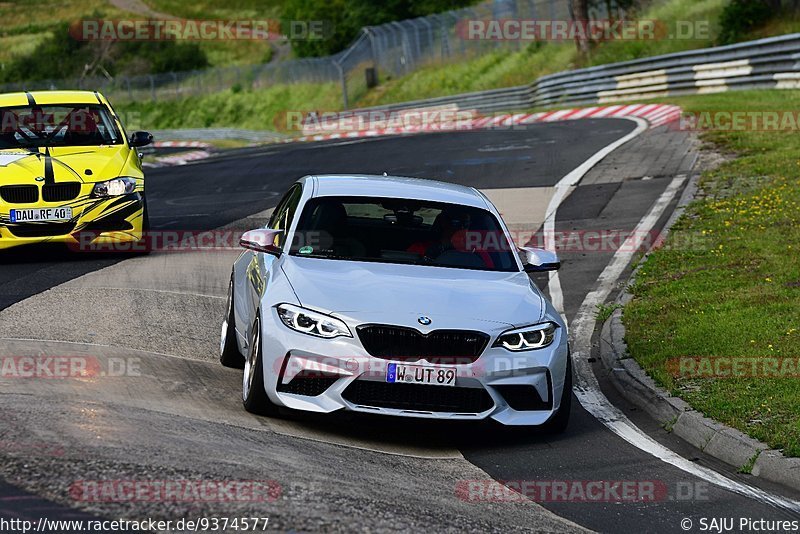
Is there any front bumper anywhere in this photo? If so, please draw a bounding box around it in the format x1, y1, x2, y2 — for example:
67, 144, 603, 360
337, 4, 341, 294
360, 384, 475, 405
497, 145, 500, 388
0, 192, 145, 251
258, 307, 570, 426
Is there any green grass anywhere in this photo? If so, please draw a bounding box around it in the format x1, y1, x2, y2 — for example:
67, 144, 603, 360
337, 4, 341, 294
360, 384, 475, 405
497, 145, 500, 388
358, 43, 576, 108
145, 0, 282, 19
0, 0, 279, 67
0, 0, 128, 63
623, 89, 800, 457
117, 82, 341, 131
586, 0, 727, 65
595, 303, 621, 326
143, 0, 282, 65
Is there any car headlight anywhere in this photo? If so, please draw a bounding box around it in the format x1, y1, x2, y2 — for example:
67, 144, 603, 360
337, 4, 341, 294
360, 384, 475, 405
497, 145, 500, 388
276, 304, 352, 339
493, 322, 558, 351
92, 177, 137, 197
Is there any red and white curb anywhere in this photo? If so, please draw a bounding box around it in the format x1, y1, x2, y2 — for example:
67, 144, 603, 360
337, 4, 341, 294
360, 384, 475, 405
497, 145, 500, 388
143, 149, 213, 168
284, 104, 682, 144
152, 141, 212, 149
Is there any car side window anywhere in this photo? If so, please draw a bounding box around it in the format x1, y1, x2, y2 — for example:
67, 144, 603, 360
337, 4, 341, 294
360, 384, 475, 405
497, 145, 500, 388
268, 184, 303, 247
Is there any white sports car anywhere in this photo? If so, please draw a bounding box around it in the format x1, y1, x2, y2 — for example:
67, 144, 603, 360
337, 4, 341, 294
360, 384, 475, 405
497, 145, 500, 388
221, 174, 571, 430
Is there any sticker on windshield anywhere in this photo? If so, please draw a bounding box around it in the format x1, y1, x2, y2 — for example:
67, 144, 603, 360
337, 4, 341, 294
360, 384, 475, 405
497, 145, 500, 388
299, 246, 314, 254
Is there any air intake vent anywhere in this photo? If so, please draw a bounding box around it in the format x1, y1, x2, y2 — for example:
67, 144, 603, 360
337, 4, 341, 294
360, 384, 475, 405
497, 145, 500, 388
342, 380, 494, 413
7, 222, 76, 238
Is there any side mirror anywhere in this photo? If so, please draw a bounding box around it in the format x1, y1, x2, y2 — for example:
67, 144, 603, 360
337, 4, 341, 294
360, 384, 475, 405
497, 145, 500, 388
520, 247, 560, 272
129, 131, 153, 147
240, 229, 283, 257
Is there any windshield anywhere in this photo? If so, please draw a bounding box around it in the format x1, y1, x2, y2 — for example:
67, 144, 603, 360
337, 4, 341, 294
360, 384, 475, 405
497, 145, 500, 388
289, 196, 519, 272
0, 104, 123, 148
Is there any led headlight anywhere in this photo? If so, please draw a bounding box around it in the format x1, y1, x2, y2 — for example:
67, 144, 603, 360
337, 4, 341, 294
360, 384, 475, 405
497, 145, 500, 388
92, 177, 137, 197
276, 304, 352, 339
494, 322, 558, 351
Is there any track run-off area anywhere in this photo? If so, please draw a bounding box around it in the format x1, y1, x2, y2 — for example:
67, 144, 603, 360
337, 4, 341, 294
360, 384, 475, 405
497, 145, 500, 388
1, 117, 799, 533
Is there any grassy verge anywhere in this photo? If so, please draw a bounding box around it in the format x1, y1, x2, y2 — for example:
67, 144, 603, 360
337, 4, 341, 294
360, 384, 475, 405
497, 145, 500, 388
0, 0, 277, 67
118, 82, 341, 131
0, 0, 128, 63
623, 89, 800, 457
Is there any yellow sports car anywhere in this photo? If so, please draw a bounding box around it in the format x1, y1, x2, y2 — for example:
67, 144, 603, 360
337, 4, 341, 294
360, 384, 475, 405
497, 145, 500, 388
0, 90, 152, 251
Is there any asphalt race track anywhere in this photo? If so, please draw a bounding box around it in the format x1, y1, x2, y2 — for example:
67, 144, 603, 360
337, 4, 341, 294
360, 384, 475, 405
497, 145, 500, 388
1, 118, 799, 532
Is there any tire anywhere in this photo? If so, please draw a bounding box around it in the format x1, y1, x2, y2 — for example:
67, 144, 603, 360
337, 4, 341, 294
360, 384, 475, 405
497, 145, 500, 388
220, 277, 244, 369
543, 352, 572, 434
242, 314, 280, 416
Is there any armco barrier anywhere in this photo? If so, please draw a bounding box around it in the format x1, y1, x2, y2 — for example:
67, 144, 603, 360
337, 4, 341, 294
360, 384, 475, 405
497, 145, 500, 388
534, 33, 800, 106
350, 33, 800, 115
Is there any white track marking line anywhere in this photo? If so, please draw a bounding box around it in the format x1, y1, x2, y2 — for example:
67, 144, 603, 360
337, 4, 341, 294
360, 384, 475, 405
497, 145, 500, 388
543, 117, 649, 315
567, 175, 800, 513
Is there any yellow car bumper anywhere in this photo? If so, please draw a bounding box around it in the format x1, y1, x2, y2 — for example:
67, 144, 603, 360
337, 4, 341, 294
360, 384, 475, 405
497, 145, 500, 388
0, 190, 146, 252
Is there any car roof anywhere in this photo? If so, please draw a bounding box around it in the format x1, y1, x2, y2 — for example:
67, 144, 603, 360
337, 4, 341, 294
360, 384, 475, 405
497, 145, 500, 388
306, 174, 489, 209
0, 90, 108, 107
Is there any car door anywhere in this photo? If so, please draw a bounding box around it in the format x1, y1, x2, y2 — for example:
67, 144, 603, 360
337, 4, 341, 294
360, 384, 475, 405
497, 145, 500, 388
233, 183, 304, 345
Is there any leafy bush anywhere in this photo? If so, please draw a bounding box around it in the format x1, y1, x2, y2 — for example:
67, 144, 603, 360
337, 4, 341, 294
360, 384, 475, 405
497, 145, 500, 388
0, 23, 209, 83
717, 0, 773, 44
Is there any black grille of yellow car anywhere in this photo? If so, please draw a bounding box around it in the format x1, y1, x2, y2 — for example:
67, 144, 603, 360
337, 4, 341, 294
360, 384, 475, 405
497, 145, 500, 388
356, 325, 489, 364
342, 380, 495, 413
42, 183, 81, 202
7, 222, 76, 238
0, 185, 38, 204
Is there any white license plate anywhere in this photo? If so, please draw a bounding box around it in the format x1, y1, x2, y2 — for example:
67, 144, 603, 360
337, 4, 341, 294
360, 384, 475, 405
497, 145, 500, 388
10, 207, 73, 223
386, 363, 456, 387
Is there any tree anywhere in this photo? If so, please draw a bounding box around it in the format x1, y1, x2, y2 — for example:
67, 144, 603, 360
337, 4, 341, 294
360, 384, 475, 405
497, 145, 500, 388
571, 0, 590, 57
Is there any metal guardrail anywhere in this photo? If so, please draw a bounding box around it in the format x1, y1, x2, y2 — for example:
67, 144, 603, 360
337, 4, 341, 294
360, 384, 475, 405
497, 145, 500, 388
341, 32, 800, 116
533, 32, 800, 106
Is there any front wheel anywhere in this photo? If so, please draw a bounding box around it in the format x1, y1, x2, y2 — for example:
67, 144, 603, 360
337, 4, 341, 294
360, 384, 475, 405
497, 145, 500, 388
242, 314, 279, 416
220, 277, 244, 368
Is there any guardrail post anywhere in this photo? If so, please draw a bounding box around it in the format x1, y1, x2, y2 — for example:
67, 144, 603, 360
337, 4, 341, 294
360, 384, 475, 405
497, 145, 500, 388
334, 59, 348, 110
